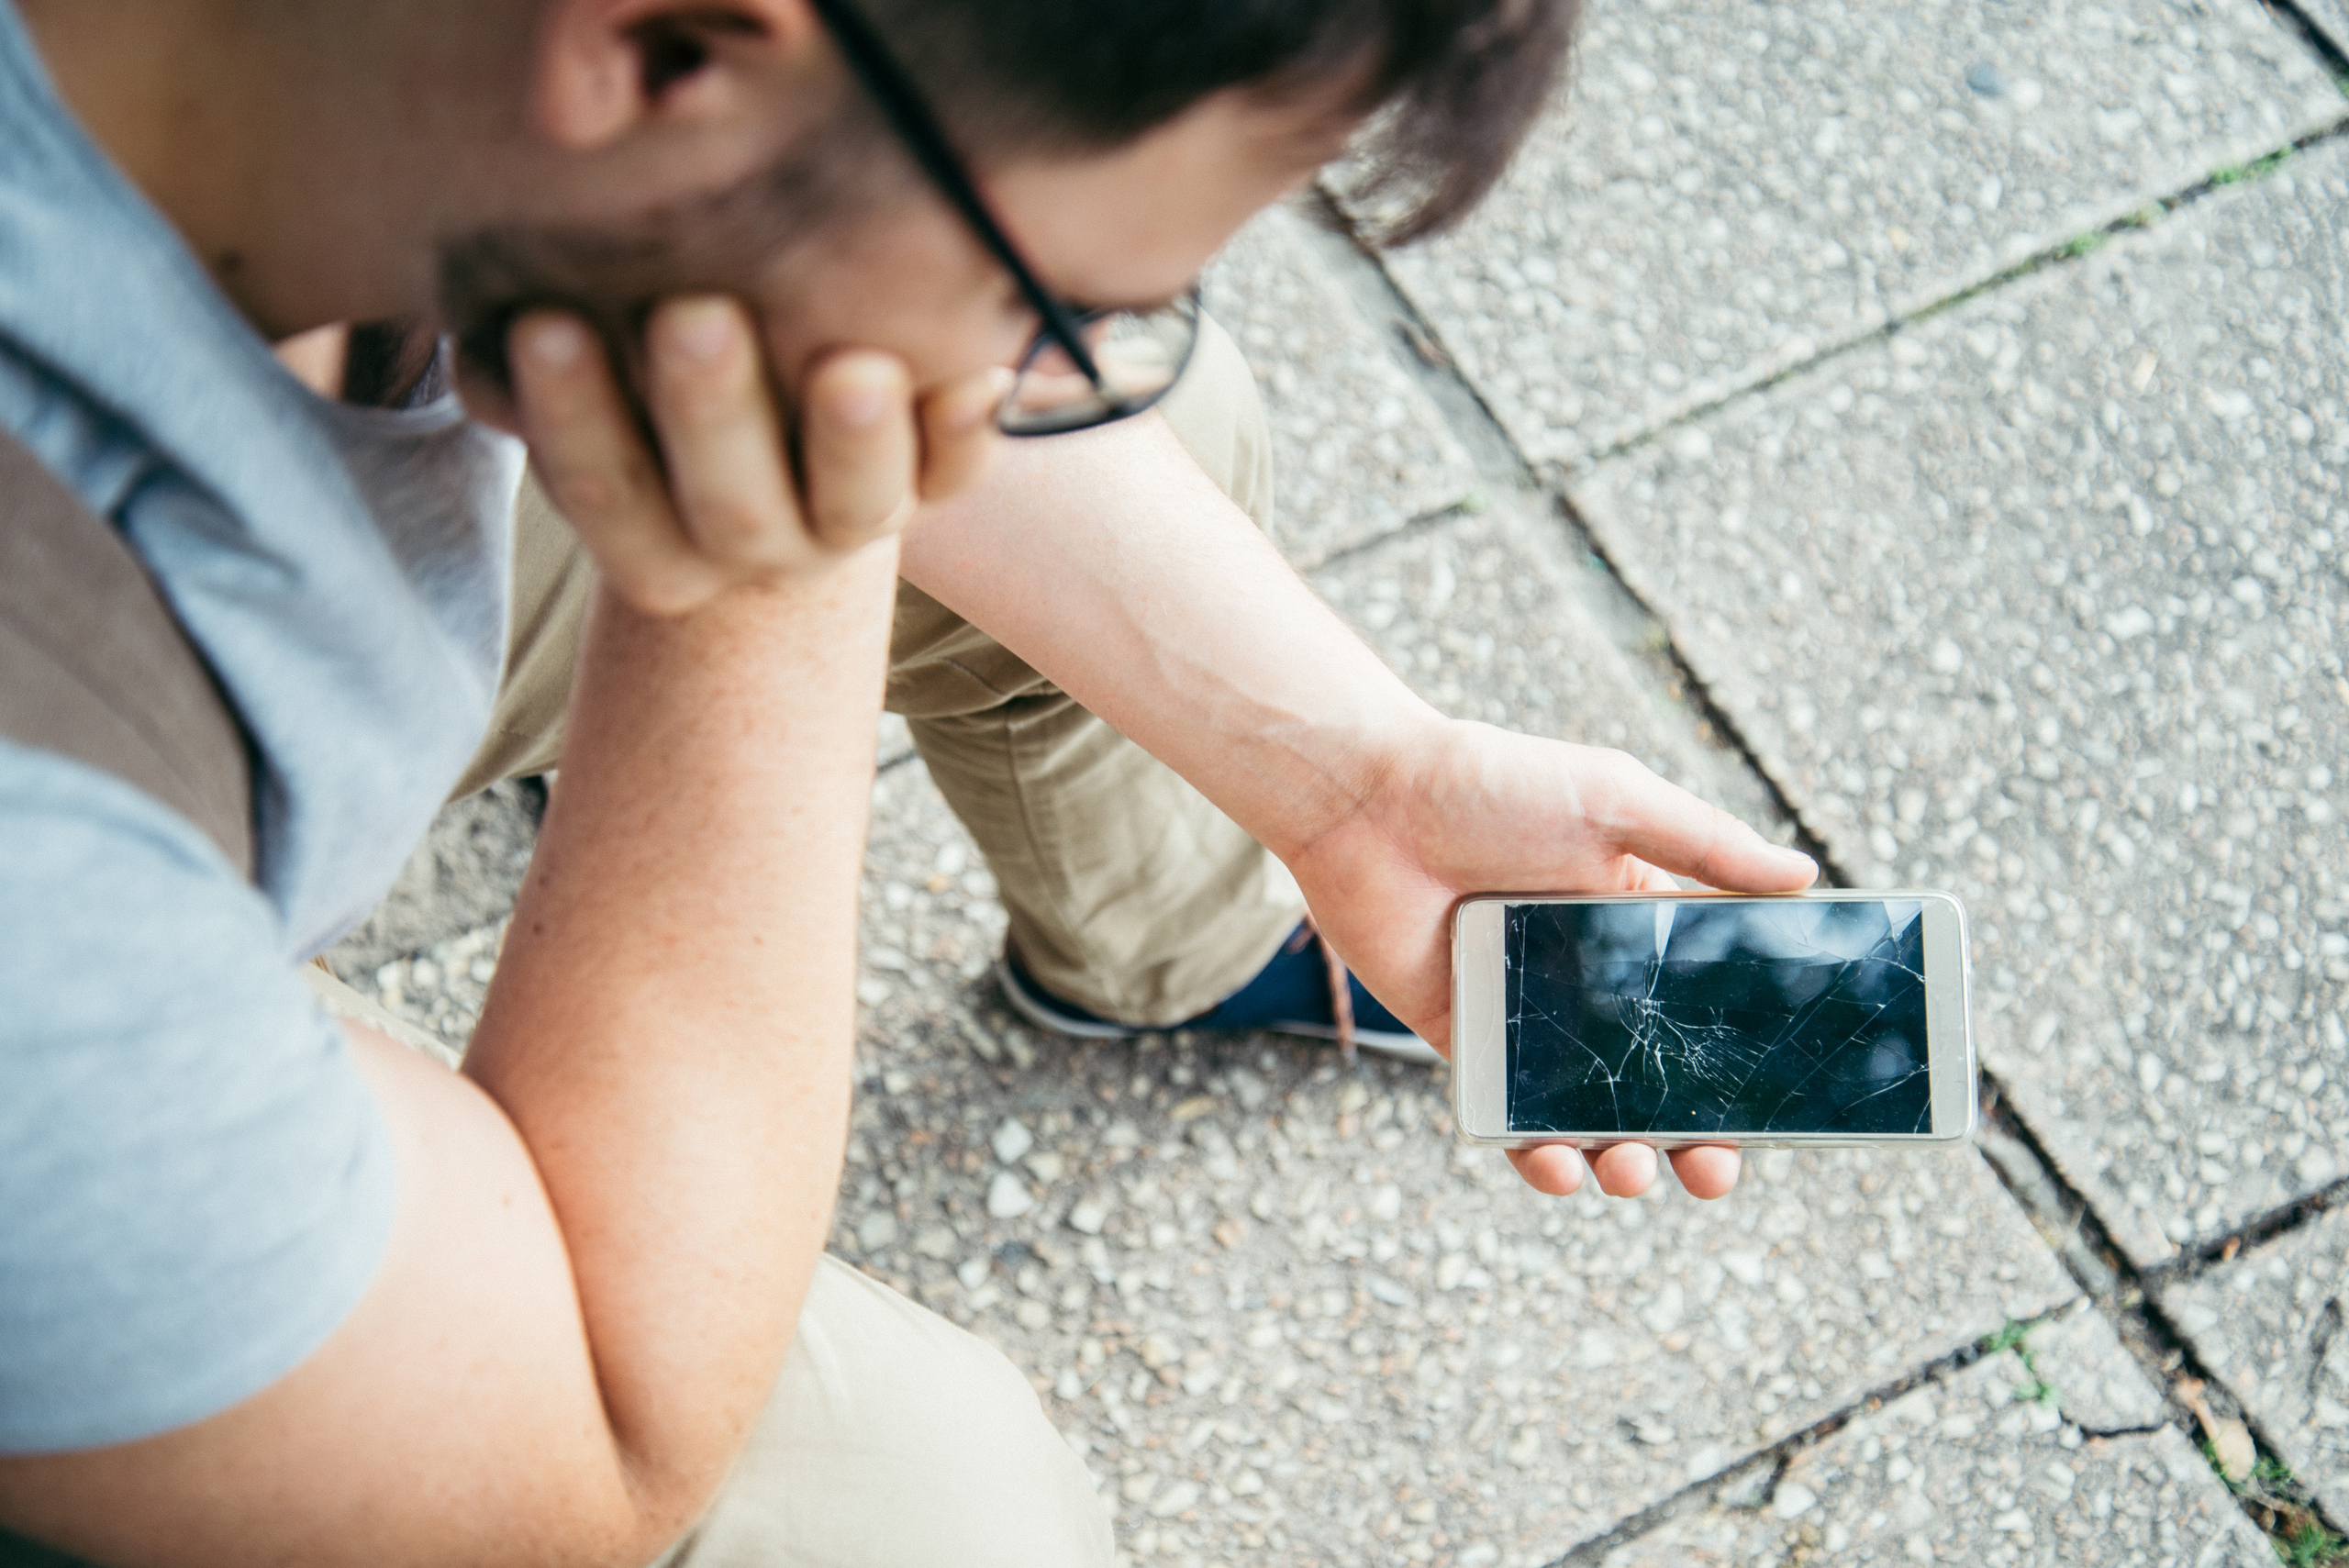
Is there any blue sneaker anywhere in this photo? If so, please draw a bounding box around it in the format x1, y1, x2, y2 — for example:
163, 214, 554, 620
994, 922, 1442, 1065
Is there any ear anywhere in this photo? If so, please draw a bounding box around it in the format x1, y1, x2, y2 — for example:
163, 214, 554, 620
530, 0, 821, 152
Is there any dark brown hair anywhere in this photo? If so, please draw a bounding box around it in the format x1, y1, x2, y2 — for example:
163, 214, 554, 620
857, 0, 1579, 243
441, 0, 1576, 390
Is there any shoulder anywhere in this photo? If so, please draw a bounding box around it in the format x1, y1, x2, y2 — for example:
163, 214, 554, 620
0, 740, 398, 1454
0, 740, 270, 984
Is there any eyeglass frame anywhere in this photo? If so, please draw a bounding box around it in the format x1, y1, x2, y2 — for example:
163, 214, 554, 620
802, 0, 1200, 436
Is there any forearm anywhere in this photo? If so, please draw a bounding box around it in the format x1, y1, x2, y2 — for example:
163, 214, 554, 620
463, 547, 895, 1507
899, 414, 1439, 863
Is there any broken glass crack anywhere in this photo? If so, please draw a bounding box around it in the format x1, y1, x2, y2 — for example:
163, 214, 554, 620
1504, 898, 1932, 1137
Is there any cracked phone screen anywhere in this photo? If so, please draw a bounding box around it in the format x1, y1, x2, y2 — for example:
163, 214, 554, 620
1505, 899, 1933, 1137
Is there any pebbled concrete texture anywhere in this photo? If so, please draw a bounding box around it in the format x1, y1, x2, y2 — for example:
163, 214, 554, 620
1570, 146, 2349, 1270
1594, 1301, 2271, 1567
1362, 0, 2345, 471
325, 780, 538, 985
845, 754, 2074, 1567
1207, 202, 1480, 569
2161, 1203, 2349, 1528
323, 781, 537, 1050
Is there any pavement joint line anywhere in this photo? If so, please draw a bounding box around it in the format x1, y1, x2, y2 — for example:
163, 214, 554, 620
1318, 99, 2349, 1537
1305, 110, 2349, 1559
1300, 184, 1831, 866
1976, 1074, 2349, 1546
1537, 1316, 2067, 1568
1302, 183, 1541, 491
1548, 112, 2349, 483
2153, 1175, 2349, 1285
2266, 0, 2349, 88
1295, 495, 1483, 576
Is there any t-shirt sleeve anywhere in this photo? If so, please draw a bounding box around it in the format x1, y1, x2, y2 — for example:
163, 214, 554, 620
0, 746, 398, 1453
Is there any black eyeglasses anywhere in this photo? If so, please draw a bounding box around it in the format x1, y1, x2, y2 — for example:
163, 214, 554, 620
805, 0, 1202, 437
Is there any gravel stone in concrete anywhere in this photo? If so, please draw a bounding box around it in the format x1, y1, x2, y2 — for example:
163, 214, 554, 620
1570, 149, 2349, 1267
2162, 1202, 2349, 1526
325, 779, 538, 978
842, 758, 2073, 1565
1597, 1303, 2269, 1567
1362, 0, 2344, 469
1208, 201, 1480, 567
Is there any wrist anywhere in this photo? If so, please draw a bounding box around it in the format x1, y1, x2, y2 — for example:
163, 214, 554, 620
1260, 699, 1452, 870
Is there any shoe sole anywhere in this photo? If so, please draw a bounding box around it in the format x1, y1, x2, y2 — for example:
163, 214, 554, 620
993, 956, 1140, 1040
1260, 1020, 1446, 1067
993, 957, 1445, 1065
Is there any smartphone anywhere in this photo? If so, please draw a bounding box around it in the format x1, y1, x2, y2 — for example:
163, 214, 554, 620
1451, 891, 1976, 1150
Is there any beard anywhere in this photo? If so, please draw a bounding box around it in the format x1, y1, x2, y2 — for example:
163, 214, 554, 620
434, 109, 902, 409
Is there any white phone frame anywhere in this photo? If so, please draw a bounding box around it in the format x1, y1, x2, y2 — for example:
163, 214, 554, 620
1451, 890, 1976, 1150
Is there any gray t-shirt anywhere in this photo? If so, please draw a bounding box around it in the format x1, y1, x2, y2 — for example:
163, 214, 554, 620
0, 5, 524, 1451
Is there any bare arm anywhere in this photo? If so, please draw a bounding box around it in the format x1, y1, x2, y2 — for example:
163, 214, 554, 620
0, 303, 988, 1564
899, 413, 1817, 1200
902, 412, 1427, 865
0, 552, 898, 1568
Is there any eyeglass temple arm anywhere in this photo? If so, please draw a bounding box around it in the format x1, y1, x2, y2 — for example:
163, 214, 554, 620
804, 0, 1106, 386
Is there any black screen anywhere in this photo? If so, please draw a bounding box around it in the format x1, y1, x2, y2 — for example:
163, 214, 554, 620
1504, 898, 1933, 1137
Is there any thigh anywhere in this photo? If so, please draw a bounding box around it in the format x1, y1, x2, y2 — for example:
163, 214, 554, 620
658, 1256, 1113, 1568
449, 473, 591, 800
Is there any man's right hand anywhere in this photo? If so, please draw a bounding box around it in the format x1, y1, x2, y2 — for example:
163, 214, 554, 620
497, 297, 1009, 616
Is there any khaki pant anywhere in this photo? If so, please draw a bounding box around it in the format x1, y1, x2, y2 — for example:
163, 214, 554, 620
431, 317, 1300, 1565
651, 1255, 1112, 1568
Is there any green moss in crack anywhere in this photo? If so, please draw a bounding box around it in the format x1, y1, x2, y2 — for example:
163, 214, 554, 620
1980, 1318, 2059, 1407
2278, 1518, 2349, 1568
2212, 148, 2295, 187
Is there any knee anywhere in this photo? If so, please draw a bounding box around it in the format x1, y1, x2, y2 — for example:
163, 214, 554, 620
677, 1258, 1112, 1568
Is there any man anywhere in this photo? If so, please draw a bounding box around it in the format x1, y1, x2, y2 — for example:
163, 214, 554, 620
0, 2, 1813, 1564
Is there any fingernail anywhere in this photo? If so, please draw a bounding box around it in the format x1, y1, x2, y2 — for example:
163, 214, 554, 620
521, 317, 590, 370
665, 300, 735, 364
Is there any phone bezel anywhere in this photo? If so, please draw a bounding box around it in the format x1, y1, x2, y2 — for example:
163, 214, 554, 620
1450, 890, 1976, 1150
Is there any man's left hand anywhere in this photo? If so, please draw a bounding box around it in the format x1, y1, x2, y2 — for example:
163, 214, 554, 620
1283, 718, 1818, 1204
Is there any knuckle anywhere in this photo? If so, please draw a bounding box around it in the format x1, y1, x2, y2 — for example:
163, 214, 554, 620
660, 363, 751, 427
689, 494, 787, 557
545, 473, 618, 525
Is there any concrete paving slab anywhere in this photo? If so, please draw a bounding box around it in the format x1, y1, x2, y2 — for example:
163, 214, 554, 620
843, 756, 2074, 1566
1570, 149, 2349, 1268
2294, 0, 2349, 63
1208, 203, 1480, 568
1308, 499, 1787, 842
2162, 1203, 2349, 1526
1596, 1302, 2267, 1567
1363, 0, 2344, 470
